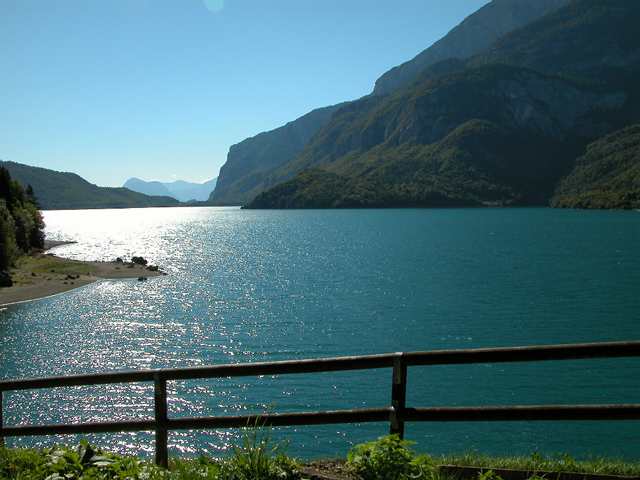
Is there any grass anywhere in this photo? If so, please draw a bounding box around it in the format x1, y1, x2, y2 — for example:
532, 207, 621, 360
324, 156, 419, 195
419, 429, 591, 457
15, 255, 94, 277
2, 435, 640, 480
438, 452, 640, 477
8, 255, 95, 287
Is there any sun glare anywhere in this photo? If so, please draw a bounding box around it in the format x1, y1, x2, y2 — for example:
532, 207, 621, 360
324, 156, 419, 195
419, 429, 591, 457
203, 0, 224, 14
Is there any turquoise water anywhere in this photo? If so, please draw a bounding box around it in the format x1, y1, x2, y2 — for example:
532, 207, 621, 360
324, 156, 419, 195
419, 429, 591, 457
0, 207, 639, 459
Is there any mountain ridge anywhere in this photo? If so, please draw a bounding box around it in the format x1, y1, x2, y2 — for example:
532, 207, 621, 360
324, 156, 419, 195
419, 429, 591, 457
209, 103, 347, 205
372, 0, 569, 95
246, 0, 640, 209
124, 177, 217, 202
208, 0, 571, 206
1, 161, 179, 210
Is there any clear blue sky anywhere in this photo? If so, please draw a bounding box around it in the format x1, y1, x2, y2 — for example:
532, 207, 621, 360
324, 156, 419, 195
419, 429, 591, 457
1, 0, 488, 186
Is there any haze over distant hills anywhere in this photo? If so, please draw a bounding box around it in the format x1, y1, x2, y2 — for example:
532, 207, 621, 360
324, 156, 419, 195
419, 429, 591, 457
124, 177, 217, 203
0, 161, 179, 210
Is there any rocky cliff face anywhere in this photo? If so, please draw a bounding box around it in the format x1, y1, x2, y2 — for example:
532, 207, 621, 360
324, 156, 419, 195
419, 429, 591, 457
261, 64, 627, 191
209, 103, 345, 205
372, 0, 569, 95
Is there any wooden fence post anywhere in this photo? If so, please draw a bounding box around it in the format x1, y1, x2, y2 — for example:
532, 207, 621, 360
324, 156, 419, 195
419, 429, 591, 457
154, 374, 168, 468
390, 354, 407, 438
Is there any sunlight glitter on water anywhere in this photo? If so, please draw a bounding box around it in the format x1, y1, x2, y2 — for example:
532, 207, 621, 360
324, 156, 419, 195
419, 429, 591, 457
1, 207, 639, 458
44, 207, 238, 263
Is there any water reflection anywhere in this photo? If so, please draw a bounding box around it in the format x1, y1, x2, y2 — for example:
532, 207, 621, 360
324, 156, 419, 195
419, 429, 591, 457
1, 207, 639, 458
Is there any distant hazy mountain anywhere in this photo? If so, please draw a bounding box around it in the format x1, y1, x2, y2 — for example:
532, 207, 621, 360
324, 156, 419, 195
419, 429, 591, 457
0, 161, 179, 210
124, 177, 217, 202
372, 0, 569, 95
122, 178, 173, 198
164, 178, 217, 202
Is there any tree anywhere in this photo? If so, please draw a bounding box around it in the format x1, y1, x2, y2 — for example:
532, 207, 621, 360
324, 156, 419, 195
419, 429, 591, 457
0, 169, 46, 279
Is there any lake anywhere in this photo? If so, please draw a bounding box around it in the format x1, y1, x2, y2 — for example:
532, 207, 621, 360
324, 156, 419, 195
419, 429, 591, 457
1, 207, 639, 459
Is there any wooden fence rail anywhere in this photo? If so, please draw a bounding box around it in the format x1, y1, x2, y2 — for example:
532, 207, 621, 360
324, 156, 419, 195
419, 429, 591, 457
1, 341, 640, 468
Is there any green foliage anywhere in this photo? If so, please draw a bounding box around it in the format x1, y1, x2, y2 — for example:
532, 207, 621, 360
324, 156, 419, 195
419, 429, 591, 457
0, 161, 179, 210
0, 441, 166, 480
0, 204, 19, 271
551, 124, 640, 209
346, 435, 435, 480
0, 167, 45, 274
0, 430, 301, 480
220, 427, 301, 480
4, 437, 640, 480
439, 451, 640, 477
476, 470, 503, 480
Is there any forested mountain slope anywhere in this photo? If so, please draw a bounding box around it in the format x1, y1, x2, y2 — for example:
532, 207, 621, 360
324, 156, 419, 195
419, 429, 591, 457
1, 161, 179, 210
247, 0, 640, 209
552, 125, 640, 209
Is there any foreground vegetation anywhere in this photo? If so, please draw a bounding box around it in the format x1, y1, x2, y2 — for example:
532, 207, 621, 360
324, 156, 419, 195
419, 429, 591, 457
2, 434, 640, 480
439, 452, 640, 477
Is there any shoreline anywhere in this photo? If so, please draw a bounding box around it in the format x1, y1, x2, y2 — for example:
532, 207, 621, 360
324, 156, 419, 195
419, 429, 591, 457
43, 239, 78, 250
0, 248, 165, 308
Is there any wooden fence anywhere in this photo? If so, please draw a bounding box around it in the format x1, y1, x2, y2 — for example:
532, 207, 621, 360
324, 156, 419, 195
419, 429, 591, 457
1, 341, 640, 468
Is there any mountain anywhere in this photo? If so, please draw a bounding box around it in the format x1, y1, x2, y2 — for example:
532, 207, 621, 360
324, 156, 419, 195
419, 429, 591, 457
0, 161, 179, 210
551, 125, 640, 209
123, 178, 173, 198
209, 103, 346, 205
209, 0, 570, 206
247, 0, 640, 209
372, 0, 569, 95
124, 177, 217, 202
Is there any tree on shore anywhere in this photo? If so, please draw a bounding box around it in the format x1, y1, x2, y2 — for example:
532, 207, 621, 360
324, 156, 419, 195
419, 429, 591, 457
0, 166, 45, 279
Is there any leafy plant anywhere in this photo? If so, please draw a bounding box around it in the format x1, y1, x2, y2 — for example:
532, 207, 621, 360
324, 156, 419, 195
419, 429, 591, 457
0, 441, 166, 480
221, 424, 300, 480
477, 470, 503, 480
347, 435, 435, 480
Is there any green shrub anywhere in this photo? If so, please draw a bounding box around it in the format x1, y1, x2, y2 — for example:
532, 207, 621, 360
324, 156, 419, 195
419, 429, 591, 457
347, 435, 435, 480
221, 427, 301, 480
0, 441, 166, 479
0, 430, 301, 480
